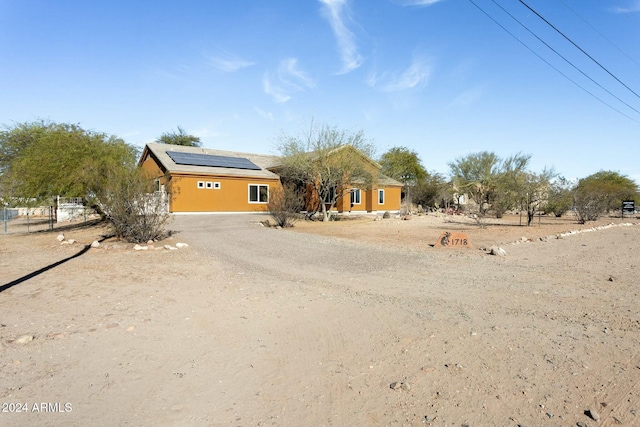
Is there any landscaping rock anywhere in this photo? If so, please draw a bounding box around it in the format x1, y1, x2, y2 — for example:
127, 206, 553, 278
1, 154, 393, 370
586, 408, 600, 421
164, 245, 178, 251
175, 243, 189, 249
390, 381, 401, 390
91, 240, 100, 248
133, 244, 148, 251
15, 334, 34, 344
56, 234, 65, 242
401, 381, 411, 391
383, 211, 391, 219
489, 246, 506, 257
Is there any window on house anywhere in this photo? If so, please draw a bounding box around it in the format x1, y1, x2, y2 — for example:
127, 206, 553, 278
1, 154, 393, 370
378, 189, 385, 205
350, 188, 361, 205
153, 179, 161, 192
205, 182, 213, 189
249, 184, 269, 203
197, 181, 205, 189
213, 182, 221, 189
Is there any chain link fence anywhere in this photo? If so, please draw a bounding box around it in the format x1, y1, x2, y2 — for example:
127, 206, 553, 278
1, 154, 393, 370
2, 204, 98, 235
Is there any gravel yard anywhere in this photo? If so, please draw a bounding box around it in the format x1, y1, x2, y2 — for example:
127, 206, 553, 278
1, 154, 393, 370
1, 213, 639, 426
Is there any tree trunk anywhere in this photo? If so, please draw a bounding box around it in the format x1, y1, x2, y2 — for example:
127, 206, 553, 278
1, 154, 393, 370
527, 207, 535, 226
322, 203, 329, 222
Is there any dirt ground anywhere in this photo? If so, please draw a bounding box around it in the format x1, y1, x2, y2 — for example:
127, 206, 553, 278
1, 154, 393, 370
1, 212, 639, 427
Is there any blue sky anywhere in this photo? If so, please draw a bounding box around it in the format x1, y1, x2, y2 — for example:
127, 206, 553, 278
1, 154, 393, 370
1, 0, 639, 183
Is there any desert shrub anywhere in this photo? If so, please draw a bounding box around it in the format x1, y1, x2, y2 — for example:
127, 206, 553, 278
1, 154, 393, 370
573, 171, 638, 223
268, 183, 304, 228
545, 177, 575, 217
573, 189, 606, 224
100, 169, 171, 242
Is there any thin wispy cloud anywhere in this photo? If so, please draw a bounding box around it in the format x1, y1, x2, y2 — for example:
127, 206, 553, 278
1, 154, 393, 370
610, 0, 640, 13
319, 0, 363, 74
393, 0, 444, 6
447, 87, 483, 108
208, 52, 254, 72
369, 57, 431, 92
278, 58, 316, 89
263, 58, 315, 103
263, 74, 290, 103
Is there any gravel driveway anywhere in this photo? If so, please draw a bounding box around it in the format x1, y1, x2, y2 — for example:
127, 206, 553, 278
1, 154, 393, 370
2, 214, 638, 426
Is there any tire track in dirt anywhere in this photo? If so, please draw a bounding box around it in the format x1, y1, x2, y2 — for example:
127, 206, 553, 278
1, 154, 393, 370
593, 350, 640, 426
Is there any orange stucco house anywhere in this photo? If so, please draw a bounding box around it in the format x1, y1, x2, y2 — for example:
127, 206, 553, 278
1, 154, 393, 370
139, 142, 402, 214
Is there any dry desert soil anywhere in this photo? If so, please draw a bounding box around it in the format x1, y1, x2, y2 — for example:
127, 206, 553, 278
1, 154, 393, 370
1, 212, 639, 427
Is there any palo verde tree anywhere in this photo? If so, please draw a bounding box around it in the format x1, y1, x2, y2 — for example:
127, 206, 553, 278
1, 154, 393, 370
156, 126, 201, 147
450, 151, 555, 225
544, 176, 576, 217
0, 120, 138, 209
412, 171, 449, 209
448, 151, 501, 215
0, 120, 170, 242
379, 146, 426, 210
491, 153, 531, 218
518, 168, 556, 226
573, 170, 638, 223
276, 122, 376, 222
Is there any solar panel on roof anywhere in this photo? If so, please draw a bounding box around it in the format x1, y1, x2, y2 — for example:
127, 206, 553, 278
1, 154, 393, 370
166, 151, 261, 170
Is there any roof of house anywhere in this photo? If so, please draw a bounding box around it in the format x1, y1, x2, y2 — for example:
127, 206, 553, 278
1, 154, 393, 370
142, 143, 282, 180
141, 142, 403, 187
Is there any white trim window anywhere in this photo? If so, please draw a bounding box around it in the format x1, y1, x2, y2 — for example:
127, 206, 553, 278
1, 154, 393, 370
213, 182, 221, 189
197, 181, 205, 189
205, 182, 213, 189
249, 184, 269, 203
350, 188, 361, 205
378, 189, 385, 205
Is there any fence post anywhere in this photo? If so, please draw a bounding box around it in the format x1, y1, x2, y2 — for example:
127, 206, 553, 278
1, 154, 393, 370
3, 207, 6, 234
49, 206, 54, 231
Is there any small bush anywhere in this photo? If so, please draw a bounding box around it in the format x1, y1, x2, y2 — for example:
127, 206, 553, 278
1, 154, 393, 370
268, 183, 304, 228
574, 191, 606, 224
100, 169, 171, 242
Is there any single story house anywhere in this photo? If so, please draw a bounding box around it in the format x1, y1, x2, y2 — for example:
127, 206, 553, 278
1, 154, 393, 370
139, 142, 402, 214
